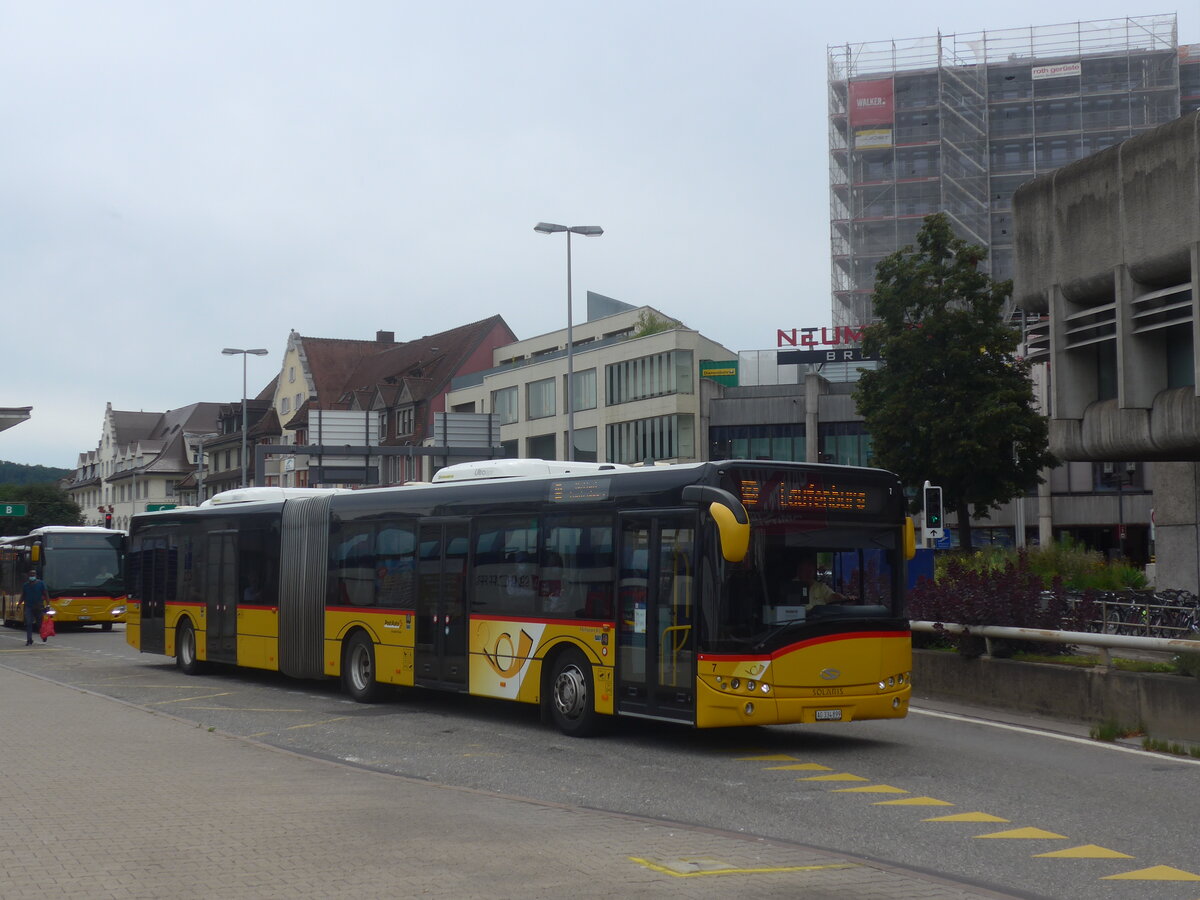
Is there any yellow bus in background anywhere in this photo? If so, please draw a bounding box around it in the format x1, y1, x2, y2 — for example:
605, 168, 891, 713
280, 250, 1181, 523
1, 526, 127, 630
125, 459, 914, 735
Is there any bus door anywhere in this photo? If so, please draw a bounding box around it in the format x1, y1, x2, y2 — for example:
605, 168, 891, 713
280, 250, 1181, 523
129, 532, 172, 655
203, 530, 239, 665
414, 522, 469, 689
616, 514, 697, 722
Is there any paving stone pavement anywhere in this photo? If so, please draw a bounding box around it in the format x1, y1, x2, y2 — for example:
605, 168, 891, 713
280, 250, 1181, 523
0, 664, 1019, 899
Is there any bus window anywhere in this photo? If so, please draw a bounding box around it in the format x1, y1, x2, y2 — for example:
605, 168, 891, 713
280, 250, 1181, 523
376, 524, 416, 609
542, 515, 615, 619
472, 517, 539, 616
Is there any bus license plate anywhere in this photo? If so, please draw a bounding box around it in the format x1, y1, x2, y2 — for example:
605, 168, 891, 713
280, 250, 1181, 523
815, 709, 842, 721
79, 615, 92, 620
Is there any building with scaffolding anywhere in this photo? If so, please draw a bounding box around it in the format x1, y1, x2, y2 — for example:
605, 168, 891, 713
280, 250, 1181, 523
828, 15, 1200, 328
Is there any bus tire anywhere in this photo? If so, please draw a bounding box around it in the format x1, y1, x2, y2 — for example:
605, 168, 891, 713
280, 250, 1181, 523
547, 647, 601, 737
101, 622, 113, 632
342, 631, 384, 703
176, 619, 204, 675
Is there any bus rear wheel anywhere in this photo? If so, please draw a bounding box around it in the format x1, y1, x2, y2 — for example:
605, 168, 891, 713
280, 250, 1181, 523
176, 619, 204, 675
342, 631, 384, 703
548, 647, 601, 737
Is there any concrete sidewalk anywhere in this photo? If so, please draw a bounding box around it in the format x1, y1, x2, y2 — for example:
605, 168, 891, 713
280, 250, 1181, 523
0, 665, 1015, 899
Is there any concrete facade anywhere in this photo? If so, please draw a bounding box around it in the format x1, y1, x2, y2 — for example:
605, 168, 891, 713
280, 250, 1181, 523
1013, 110, 1200, 588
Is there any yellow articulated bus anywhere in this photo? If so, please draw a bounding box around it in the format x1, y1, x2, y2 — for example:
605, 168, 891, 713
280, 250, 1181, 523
1, 526, 127, 630
125, 459, 915, 735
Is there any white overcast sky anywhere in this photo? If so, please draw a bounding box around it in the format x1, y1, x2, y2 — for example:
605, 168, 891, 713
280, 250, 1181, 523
2, 2, 1195, 468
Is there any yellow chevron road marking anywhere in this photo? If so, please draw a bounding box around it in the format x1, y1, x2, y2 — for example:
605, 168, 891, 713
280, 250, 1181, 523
1034, 845, 1133, 859
832, 784, 908, 794
875, 796, 955, 806
975, 827, 1067, 840
1101, 865, 1200, 881
630, 857, 859, 878
925, 812, 1009, 822
799, 773, 869, 782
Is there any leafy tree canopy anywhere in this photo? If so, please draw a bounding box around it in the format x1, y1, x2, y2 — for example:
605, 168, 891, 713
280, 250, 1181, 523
0, 482, 84, 534
853, 213, 1056, 547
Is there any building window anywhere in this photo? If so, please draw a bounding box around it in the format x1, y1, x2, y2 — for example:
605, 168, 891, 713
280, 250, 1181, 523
398, 406, 415, 435
569, 426, 597, 462
819, 422, 873, 467
492, 386, 518, 425
606, 350, 693, 406
566, 368, 597, 412
295, 393, 303, 410
500, 439, 519, 459
282, 397, 291, 415
289, 366, 295, 383
527, 378, 556, 420
606, 414, 694, 464
527, 433, 556, 460
1166, 324, 1195, 389
378, 412, 388, 441
710, 424, 805, 462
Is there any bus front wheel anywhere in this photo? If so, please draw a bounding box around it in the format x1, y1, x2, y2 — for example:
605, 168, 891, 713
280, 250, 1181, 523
176, 619, 203, 675
342, 631, 384, 703
548, 647, 601, 737
101, 622, 113, 632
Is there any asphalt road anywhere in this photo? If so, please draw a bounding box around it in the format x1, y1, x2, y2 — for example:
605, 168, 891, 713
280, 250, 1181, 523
4, 624, 1198, 900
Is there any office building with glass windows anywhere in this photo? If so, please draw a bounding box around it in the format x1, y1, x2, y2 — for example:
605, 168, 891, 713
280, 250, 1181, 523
445, 294, 734, 466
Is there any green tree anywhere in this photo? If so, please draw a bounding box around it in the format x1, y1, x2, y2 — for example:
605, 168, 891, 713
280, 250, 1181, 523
0, 483, 84, 534
853, 213, 1055, 549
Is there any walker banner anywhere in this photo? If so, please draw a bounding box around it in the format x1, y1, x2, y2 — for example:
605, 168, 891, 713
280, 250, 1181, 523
849, 79, 894, 127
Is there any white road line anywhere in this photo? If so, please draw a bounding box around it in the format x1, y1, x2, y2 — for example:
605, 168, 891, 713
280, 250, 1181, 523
909, 705, 1200, 767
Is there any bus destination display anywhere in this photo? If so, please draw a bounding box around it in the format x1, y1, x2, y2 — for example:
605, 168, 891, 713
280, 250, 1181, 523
737, 474, 874, 514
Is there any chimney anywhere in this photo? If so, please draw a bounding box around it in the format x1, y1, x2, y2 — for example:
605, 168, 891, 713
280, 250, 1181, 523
377, 330, 395, 343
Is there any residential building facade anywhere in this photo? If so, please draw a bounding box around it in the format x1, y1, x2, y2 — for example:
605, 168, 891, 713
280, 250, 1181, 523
67, 401, 223, 530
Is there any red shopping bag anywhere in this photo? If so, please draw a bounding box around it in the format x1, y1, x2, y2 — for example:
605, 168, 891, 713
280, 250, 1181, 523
40, 615, 55, 641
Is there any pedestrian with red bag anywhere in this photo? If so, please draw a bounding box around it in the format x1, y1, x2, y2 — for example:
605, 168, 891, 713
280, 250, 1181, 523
22, 569, 50, 645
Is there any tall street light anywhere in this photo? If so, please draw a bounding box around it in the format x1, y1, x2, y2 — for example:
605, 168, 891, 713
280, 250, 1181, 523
222, 347, 269, 487
533, 222, 603, 462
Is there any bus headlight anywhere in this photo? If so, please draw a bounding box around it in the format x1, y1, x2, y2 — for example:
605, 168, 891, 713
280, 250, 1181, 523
112, 607, 126, 616
747, 680, 757, 691
45, 609, 56, 617
744, 702, 755, 716
760, 683, 771, 694
730, 678, 740, 690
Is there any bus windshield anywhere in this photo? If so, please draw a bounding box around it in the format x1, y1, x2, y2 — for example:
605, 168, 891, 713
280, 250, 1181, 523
43, 534, 124, 597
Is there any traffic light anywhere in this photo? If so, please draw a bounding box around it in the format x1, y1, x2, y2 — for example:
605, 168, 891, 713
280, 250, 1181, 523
104, 512, 113, 529
923, 485, 943, 532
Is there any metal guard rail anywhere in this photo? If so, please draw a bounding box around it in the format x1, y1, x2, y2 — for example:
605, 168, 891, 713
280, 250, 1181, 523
911, 620, 1200, 668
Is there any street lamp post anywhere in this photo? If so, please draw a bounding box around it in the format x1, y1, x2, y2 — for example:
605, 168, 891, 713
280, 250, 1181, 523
222, 347, 269, 488
534, 223, 603, 462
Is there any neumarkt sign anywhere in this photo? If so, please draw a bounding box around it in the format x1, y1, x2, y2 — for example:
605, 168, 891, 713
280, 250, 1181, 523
699, 359, 739, 387
0, 503, 28, 516
146, 503, 176, 512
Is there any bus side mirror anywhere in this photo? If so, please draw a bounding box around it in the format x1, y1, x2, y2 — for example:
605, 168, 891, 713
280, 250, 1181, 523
682, 485, 750, 563
31, 543, 41, 563
903, 517, 916, 560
